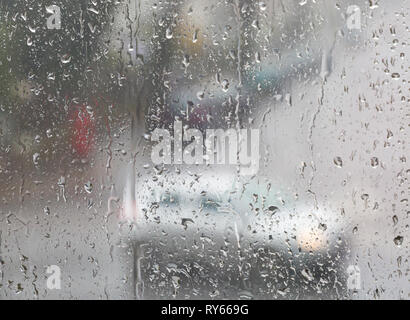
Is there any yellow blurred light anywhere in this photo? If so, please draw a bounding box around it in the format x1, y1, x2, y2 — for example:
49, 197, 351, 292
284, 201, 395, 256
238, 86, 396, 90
297, 229, 327, 252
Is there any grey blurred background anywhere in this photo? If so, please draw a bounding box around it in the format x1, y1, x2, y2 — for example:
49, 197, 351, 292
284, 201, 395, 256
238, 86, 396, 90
0, 0, 408, 299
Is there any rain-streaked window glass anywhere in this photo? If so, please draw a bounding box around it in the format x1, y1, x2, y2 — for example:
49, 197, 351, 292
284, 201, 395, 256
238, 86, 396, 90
0, 0, 408, 300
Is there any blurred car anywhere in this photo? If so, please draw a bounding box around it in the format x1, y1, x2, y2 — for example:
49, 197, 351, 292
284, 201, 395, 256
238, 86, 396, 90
116, 159, 350, 299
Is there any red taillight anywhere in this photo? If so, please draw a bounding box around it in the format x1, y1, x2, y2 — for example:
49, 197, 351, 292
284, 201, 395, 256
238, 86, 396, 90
70, 104, 95, 157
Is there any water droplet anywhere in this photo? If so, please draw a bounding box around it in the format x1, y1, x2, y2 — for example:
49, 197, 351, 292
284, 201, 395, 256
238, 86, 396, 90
238, 290, 254, 299
33, 153, 40, 165
361, 194, 369, 201
196, 91, 204, 100
333, 156, 343, 168
268, 206, 279, 215
192, 30, 198, 43
182, 55, 190, 69
259, 2, 267, 11
370, 157, 379, 168
392, 215, 398, 226
165, 28, 173, 39
393, 236, 403, 246
84, 182, 93, 194
61, 54, 72, 64
318, 223, 327, 231
221, 79, 229, 92
181, 218, 194, 230
301, 268, 314, 281
397, 256, 402, 267
255, 52, 261, 63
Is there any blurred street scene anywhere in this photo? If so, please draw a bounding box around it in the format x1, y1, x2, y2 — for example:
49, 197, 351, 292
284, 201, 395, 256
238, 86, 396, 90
0, 0, 408, 299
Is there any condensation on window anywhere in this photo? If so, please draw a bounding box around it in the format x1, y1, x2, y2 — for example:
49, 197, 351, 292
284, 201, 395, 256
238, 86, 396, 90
0, 0, 408, 300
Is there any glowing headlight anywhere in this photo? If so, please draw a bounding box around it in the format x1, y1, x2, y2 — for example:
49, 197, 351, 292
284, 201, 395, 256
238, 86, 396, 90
297, 228, 327, 252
